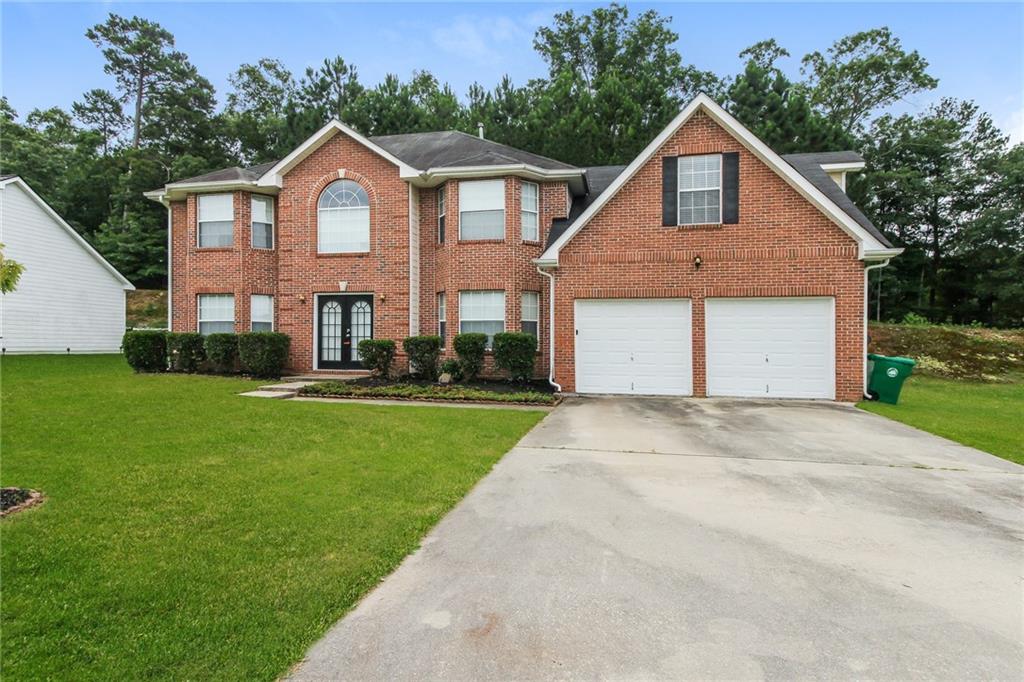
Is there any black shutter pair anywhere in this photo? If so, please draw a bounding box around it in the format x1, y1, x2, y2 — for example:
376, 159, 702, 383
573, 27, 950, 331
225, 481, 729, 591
662, 153, 739, 226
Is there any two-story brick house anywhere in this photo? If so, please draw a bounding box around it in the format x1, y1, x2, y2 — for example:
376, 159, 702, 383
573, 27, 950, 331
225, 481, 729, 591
146, 94, 900, 401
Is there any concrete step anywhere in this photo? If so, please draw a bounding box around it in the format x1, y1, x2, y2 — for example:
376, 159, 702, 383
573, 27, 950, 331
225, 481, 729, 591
240, 389, 297, 399
283, 372, 369, 382
259, 381, 318, 392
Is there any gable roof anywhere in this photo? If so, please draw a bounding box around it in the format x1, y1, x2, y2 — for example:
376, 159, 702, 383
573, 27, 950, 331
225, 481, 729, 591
0, 176, 134, 289
171, 161, 278, 185
547, 165, 626, 248
538, 93, 900, 264
370, 130, 577, 172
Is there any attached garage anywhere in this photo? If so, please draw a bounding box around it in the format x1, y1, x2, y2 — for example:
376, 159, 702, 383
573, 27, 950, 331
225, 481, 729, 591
574, 299, 692, 396
705, 298, 835, 399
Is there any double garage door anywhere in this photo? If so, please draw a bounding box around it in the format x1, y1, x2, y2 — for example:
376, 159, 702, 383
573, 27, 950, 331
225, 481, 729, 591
575, 297, 834, 399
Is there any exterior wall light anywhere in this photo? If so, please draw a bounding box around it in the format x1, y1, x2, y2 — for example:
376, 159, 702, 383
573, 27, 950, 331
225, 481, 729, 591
694, 255, 703, 270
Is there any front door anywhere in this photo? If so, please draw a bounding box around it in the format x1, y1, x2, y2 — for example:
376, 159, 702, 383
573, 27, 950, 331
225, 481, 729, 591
317, 294, 374, 370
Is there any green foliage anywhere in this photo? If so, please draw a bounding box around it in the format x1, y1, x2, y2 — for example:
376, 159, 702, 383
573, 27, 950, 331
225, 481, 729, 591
0, 243, 25, 294
358, 339, 396, 376
492, 332, 538, 382
300, 381, 555, 405
453, 333, 488, 380
165, 332, 205, 372
901, 312, 930, 326
238, 332, 291, 378
440, 358, 463, 382
402, 335, 442, 380
204, 333, 239, 373
122, 330, 167, 372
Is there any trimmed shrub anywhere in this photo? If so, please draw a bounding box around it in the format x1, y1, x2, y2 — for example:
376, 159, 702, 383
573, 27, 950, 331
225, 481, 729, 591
403, 335, 442, 380
238, 332, 291, 378
493, 332, 537, 382
204, 333, 239, 373
453, 333, 487, 381
358, 339, 396, 376
439, 358, 462, 382
165, 332, 206, 372
122, 330, 167, 373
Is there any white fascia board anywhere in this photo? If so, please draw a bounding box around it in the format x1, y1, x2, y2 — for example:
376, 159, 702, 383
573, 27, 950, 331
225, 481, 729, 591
863, 247, 904, 260
413, 165, 584, 193
257, 119, 418, 186
539, 93, 888, 262
155, 181, 279, 203
820, 161, 866, 173
3, 177, 135, 289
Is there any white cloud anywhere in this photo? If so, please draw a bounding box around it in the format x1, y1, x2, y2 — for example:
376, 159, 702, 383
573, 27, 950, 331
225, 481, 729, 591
431, 15, 533, 63
1004, 106, 1023, 146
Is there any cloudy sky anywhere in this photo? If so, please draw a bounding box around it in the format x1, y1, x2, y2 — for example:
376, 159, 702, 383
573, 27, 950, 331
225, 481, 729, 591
2, 2, 1021, 143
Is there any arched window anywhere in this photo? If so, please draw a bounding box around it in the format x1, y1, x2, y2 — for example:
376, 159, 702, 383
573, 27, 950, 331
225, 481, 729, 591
318, 180, 370, 253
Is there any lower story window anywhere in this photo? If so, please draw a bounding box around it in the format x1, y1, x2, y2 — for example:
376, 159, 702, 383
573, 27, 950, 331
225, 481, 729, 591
437, 292, 446, 348
521, 291, 539, 338
459, 290, 504, 348
198, 294, 234, 335
251, 294, 274, 332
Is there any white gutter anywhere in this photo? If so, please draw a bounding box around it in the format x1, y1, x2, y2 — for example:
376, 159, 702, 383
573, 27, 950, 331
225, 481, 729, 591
863, 259, 891, 398
536, 266, 562, 392
166, 202, 173, 330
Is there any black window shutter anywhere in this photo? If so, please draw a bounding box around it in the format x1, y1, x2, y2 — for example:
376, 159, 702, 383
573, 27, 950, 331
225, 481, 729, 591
662, 157, 677, 226
722, 152, 740, 224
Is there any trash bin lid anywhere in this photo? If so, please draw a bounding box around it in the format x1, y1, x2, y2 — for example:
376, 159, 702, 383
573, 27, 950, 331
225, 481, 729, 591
867, 353, 886, 361
887, 356, 916, 367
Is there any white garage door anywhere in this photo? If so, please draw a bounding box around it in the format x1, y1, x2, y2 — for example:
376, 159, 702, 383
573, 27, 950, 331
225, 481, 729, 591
706, 297, 835, 399
575, 299, 692, 396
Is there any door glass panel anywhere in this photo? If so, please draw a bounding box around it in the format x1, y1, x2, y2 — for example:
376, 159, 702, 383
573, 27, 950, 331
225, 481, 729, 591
321, 301, 343, 362
350, 300, 372, 361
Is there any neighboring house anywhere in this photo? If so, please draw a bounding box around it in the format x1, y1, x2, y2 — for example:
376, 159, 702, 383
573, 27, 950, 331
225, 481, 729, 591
0, 175, 134, 354
145, 94, 900, 401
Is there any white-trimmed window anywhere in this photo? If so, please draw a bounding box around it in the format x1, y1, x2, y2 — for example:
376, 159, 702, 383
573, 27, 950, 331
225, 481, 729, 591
198, 294, 234, 335
251, 294, 274, 332
437, 185, 446, 244
251, 195, 274, 249
521, 291, 539, 338
318, 179, 370, 253
437, 292, 446, 347
521, 181, 539, 241
678, 154, 721, 225
459, 290, 505, 348
459, 179, 505, 240
198, 194, 234, 248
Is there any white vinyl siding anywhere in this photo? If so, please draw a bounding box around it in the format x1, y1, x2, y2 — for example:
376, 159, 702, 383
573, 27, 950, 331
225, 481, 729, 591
459, 179, 505, 240
521, 291, 539, 338
521, 181, 539, 241
250, 294, 274, 332
678, 154, 721, 225
318, 180, 370, 253
437, 292, 446, 348
198, 194, 234, 247
251, 195, 274, 249
198, 294, 235, 335
459, 290, 504, 348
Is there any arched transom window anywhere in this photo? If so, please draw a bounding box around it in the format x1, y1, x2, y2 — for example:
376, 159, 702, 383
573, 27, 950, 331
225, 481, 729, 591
318, 179, 370, 253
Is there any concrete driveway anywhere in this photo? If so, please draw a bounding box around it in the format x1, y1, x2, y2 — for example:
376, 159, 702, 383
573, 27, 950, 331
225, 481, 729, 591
291, 398, 1023, 680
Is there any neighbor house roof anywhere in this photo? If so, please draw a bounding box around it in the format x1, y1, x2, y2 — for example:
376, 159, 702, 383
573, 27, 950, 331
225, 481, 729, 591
547, 165, 626, 248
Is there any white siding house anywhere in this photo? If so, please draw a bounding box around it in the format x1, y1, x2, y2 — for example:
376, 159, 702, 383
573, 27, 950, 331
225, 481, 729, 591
0, 176, 134, 353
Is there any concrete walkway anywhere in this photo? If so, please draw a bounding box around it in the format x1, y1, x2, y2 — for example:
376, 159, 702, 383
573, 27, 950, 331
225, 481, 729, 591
290, 397, 1023, 681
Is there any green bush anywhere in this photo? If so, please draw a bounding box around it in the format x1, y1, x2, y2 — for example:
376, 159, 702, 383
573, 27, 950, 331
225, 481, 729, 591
165, 332, 206, 372
493, 332, 537, 382
453, 333, 487, 381
204, 333, 239, 373
122, 330, 167, 373
358, 339, 396, 376
403, 335, 442, 380
901, 311, 931, 326
238, 332, 291, 378
440, 358, 462, 382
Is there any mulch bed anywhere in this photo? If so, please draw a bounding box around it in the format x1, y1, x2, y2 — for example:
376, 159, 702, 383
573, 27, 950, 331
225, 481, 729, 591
348, 375, 557, 394
299, 375, 559, 405
1, 487, 44, 517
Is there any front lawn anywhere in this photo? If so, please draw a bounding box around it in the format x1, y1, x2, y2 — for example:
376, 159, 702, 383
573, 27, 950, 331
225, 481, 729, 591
1, 355, 544, 680
858, 375, 1023, 466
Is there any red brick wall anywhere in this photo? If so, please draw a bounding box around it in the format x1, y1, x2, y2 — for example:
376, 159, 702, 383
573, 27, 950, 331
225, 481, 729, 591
550, 111, 866, 401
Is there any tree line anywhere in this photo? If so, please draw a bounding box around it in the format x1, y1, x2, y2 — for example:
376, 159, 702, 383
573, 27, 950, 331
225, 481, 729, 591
1, 4, 1020, 326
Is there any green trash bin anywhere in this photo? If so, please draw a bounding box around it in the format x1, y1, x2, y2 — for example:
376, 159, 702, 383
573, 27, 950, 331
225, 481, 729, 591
867, 353, 916, 404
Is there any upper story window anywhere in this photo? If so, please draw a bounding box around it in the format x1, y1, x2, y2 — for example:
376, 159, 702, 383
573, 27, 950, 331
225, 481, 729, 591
251, 195, 274, 249
251, 294, 274, 332
437, 185, 446, 244
459, 179, 505, 240
459, 290, 504, 349
318, 180, 370, 253
197, 194, 233, 248
678, 154, 721, 225
521, 182, 539, 241
198, 294, 234, 335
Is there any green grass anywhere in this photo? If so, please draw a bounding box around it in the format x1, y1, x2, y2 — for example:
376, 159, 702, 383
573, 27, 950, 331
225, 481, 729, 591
858, 375, 1024, 466
1, 355, 545, 680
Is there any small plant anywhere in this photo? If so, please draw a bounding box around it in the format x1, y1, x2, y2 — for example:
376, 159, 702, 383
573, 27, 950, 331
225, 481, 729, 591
358, 339, 396, 376
204, 333, 239, 373
238, 332, 291, 378
453, 333, 487, 381
901, 311, 931, 326
122, 330, 167, 372
440, 358, 462, 381
403, 335, 442, 380
165, 332, 206, 372
493, 332, 537, 382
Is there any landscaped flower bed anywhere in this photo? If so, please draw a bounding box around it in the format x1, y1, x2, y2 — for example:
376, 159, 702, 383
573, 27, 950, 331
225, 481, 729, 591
299, 379, 558, 405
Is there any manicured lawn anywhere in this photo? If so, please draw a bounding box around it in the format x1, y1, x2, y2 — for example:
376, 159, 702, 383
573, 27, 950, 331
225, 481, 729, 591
1, 355, 545, 680
858, 375, 1024, 466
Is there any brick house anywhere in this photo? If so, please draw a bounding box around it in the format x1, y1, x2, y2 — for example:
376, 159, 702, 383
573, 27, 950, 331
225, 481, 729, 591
146, 94, 900, 401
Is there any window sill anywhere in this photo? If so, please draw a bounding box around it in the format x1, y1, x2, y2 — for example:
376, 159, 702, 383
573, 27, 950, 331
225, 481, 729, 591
673, 223, 723, 230
251, 246, 275, 252
195, 246, 234, 252
521, 239, 541, 246
316, 251, 370, 258
457, 239, 505, 245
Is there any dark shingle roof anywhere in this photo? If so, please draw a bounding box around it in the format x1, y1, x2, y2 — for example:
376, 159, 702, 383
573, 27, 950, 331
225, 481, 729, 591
546, 165, 627, 247
171, 161, 277, 186
782, 152, 893, 248
0, 174, 17, 182
370, 130, 577, 171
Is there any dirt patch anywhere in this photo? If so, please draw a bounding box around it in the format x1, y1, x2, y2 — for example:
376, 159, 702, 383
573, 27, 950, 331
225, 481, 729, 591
127, 289, 168, 329
869, 323, 1024, 382
1, 487, 44, 517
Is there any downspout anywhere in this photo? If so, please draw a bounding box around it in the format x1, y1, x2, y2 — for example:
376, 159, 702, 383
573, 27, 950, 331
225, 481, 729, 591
863, 259, 891, 398
536, 266, 562, 392
164, 196, 172, 331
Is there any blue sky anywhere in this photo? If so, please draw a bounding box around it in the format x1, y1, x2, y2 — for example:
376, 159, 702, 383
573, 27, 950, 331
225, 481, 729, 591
2, 2, 1022, 143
